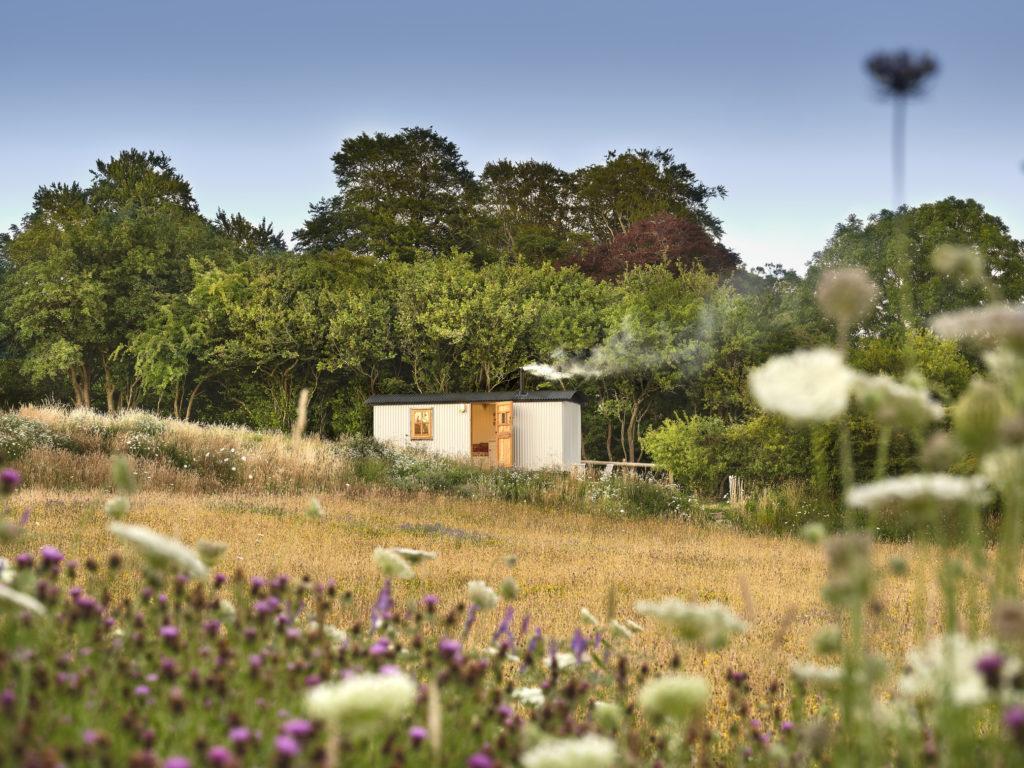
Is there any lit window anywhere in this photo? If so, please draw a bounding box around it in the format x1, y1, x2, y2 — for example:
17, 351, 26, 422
411, 408, 433, 440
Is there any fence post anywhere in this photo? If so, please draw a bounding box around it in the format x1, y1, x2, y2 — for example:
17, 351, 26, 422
728, 475, 745, 506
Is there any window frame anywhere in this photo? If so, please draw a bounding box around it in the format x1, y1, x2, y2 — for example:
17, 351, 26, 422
410, 407, 434, 441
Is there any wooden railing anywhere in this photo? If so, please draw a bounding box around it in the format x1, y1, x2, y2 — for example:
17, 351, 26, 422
580, 460, 673, 485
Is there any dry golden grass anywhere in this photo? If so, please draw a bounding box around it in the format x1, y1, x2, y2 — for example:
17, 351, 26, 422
2, 485, 950, 724
10, 404, 353, 493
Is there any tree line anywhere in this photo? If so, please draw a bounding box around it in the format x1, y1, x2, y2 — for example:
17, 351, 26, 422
1, 128, 1021, 463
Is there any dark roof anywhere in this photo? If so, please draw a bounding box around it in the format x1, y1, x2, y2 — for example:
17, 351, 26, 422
366, 390, 583, 406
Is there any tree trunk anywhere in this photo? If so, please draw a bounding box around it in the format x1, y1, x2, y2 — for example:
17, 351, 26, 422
184, 383, 201, 422
605, 421, 614, 462
102, 358, 116, 413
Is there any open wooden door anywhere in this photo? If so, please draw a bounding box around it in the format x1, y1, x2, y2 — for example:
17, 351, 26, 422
495, 401, 513, 468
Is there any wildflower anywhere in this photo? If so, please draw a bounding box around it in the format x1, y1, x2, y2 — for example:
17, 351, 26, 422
389, 547, 437, 563
467, 580, 499, 610
749, 348, 855, 422
815, 267, 878, 325
0, 583, 46, 616
373, 548, 414, 579
571, 628, 588, 661
931, 244, 983, 280
545, 651, 581, 669
499, 576, 518, 600
634, 598, 746, 649
104, 496, 130, 520
1005, 705, 1024, 743
196, 540, 227, 567
932, 304, 1024, 347
163, 758, 190, 768
274, 735, 300, 759
409, 724, 428, 746
280, 718, 314, 739
593, 701, 624, 730
520, 734, 617, 768
580, 607, 599, 626
304, 671, 417, 738
845, 474, 989, 511
790, 663, 843, 692
228, 726, 251, 745
511, 686, 545, 707
0, 468, 21, 495
438, 638, 462, 660
898, 634, 1016, 706
370, 580, 394, 627
853, 373, 943, 429
637, 675, 709, 724
39, 546, 64, 566
108, 522, 207, 578
466, 752, 494, 768
952, 380, 1007, 454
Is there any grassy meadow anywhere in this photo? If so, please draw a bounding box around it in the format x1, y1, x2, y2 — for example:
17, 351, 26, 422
4, 482, 946, 724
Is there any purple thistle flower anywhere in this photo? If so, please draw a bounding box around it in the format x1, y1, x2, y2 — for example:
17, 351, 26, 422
0, 688, 13, 710
422, 594, 439, 611
228, 726, 251, 745
370, 579, 393, 627
82, 728, 102, 746
280, 718, 314, 739
205, 745, 233, 767
213, 572, 227, 588
466, 751, 494, 768
274, 734, 300, 758
780, 720, 795, 733
369, 638, 391, 657
1005, 704, 1024, 741
409, 725, 428, 746
248, 653, 263, 670
134, 684, 151, 698
14, 552, 32, 568
40, 546, 64, 566
163, 757, 191, 768
977, 653, 1005, 689
571, 628, 588, 662
18, 510, 29, 527
438, 638, 462, 661
0, 468, 21, 495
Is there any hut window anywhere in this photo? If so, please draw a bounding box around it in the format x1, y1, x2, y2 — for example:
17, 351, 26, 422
410, 408, 433, 440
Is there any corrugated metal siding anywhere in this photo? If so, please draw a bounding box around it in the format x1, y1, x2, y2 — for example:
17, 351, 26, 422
372, 401, 581, 469
561, 403, 582, 467
512, 401, 563, 469
372, 403, 471, 458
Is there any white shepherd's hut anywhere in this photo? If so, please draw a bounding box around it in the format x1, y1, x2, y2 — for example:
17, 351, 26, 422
366, 391, 583, 470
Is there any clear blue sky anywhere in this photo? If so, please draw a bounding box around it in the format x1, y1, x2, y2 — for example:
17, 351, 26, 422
2, 0, 1021, 271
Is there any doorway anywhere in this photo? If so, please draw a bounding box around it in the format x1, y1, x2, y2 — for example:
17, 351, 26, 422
470, 402, 496, 465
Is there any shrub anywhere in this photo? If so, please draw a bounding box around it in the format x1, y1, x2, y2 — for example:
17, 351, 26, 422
0, 413, 58, 461
641, 415, 731, 496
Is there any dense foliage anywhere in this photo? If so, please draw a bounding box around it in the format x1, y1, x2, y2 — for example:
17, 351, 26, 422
1, 129, 1019, 480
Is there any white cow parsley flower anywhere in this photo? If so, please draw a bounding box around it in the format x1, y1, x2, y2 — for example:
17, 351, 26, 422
305, 672, 417, 737
749, 348, 855, 422
108, 522, 207, 578
520, 734, 618, 768
634, 598, 746, 649
845, 474, 989, 511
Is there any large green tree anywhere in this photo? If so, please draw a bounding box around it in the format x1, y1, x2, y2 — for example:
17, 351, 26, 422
2, 153, 233, 411
808, 197, 1024, 335
294, 127, 480, 259
572, 148, 726, 241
